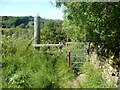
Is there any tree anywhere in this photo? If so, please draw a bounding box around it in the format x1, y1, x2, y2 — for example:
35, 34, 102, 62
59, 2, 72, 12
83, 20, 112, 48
41, 19, 66, 44
55, 2, 120, 58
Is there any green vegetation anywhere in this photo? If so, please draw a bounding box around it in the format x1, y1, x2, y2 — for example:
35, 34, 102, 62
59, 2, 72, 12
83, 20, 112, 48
1, 2, 120, 88
41, 19, 66, 44
79, 62, 109, 88
1, 27, 110, 88
1, 28, 73, 88
1, 16, 66, 44
1, 16, 33, 28
55, 1, 120, 70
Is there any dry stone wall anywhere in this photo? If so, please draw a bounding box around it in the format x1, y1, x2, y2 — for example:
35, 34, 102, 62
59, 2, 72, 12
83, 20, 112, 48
88, 47, 120, 87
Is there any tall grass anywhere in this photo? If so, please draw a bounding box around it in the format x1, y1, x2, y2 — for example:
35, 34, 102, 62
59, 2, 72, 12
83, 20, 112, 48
1, 28, 74, 88
79, 62, 109, 88
1, 28, 112, 88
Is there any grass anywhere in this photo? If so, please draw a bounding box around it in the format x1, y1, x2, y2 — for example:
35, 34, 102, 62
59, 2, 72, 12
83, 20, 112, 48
1, 28, 114, 88
78, 61, 110, 88
1, 28, 74, 88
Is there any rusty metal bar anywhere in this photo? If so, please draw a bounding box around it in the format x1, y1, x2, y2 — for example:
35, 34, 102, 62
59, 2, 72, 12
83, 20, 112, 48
67, 48, 70, 67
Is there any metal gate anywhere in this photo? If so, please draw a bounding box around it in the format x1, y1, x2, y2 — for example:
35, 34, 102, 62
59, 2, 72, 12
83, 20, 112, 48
66, 42, 89, 70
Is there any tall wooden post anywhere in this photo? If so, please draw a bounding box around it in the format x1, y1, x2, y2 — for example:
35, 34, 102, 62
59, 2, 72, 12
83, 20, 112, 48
34, 14, 40, 45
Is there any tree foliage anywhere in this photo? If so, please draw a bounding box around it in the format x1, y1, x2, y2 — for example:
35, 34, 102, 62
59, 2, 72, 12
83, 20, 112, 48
41, 19, 66, 43
56, 2, 120, 64
1, 16, 34, 28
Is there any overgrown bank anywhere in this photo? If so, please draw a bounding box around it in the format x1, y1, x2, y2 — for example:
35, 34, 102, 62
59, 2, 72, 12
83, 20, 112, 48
1, 29, 73, 88
88, 43, 120, 87
1, 28, 112, 88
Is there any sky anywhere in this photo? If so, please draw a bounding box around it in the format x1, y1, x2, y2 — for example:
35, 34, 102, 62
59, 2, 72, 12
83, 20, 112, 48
0, 0, 64, 20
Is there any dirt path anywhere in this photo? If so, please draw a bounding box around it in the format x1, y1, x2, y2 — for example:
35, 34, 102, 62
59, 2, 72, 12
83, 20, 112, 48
68, 74, 85, 88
